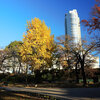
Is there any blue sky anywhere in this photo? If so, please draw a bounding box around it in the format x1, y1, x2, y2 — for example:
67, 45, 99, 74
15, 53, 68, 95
0, 0, 96, 48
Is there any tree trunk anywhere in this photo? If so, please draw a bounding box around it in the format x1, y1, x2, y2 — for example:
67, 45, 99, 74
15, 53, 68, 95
18, 59, 22, 74
75, 63, 79, 84
31, 67, 34, 74
81, 61, 86, 86
18, 67, 21, 74
25, 65, 28, 86
13, 67, 15, 74
12, 57, 16, 74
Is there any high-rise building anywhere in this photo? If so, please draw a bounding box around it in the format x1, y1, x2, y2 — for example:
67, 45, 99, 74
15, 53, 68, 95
65, 9, 99, 68
65, 9, 81, 45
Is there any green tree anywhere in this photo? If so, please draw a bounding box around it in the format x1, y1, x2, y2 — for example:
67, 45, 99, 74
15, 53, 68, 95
5, 41, 23, 73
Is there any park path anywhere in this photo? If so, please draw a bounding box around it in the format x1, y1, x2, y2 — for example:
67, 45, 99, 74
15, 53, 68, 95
0, 86, 100, 100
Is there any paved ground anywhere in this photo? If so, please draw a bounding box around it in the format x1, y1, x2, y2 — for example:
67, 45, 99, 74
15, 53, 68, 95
0, 87, 100, 100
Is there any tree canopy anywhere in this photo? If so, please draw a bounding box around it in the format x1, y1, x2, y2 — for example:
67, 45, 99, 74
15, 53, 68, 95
20, 18, 55, 70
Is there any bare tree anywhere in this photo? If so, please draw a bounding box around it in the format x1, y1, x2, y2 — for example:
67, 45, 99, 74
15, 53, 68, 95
57, 35, 98, 86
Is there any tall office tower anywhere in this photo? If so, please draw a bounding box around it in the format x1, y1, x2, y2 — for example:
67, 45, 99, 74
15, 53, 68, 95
65, 9, 99, 68
65, 9, 81, 45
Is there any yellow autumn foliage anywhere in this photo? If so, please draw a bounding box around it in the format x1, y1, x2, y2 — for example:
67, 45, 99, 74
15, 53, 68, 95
20, 18, 55, 69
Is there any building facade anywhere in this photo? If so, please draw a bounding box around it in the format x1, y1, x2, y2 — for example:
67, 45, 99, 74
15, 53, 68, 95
65, 9, 81, 45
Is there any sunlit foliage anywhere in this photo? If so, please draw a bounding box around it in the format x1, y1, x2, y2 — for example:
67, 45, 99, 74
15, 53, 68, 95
20, 18, 55, 70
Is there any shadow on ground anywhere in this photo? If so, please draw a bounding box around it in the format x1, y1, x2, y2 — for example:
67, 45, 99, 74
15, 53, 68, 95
0, 88, 43, 100
29, 88, 100, 99
1, 87, 100, 100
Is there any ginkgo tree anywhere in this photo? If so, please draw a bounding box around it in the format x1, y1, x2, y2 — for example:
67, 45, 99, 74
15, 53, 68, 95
20, 18, 55, 70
